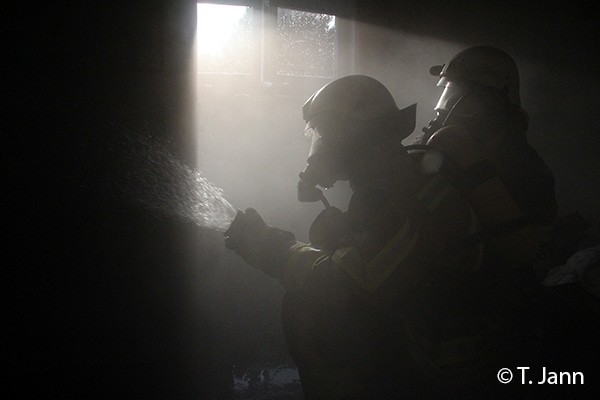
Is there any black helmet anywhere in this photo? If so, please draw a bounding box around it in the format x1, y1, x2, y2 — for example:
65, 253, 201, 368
298, 75, 416, 201
303, 75, 408, 124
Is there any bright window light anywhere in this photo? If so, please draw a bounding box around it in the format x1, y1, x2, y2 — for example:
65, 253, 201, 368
196, 3, 254, 74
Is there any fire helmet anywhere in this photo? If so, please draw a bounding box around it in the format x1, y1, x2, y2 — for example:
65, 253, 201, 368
429, 46, 521, 107
298, 75, 416, 201
302, 75, 407, 124
422, 46, 523, 142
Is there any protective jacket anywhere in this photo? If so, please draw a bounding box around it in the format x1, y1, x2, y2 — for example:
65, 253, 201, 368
247, 140, 527, 399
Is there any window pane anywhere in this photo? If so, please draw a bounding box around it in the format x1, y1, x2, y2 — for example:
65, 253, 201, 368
276, 8, 336, 78
196, 3, 254, 74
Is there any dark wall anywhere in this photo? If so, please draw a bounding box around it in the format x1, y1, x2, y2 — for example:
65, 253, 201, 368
358, 0, 597, 68
5, 0, 599, 398
6, 1, 246, 398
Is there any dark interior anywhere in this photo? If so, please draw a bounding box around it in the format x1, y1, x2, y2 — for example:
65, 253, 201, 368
6, 0, 599, 398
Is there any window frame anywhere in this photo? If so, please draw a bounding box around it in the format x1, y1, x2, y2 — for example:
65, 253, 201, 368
196, 0, 355, 88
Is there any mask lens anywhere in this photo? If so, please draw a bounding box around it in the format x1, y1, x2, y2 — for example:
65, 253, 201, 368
303, 124, 316, 138
307, 127, 324, 159
435, 80, 470, 112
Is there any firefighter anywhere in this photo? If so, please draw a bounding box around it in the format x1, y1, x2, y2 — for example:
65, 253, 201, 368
419, 46, 568, 390
224, 75, 525, 399
421, 46, 558, 251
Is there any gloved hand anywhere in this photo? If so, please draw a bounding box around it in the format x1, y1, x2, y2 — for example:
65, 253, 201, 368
224, 208, 296, 280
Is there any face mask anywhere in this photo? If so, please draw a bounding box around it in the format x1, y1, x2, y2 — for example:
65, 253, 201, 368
422, 80, 471, 141
297, 126, 348, 205
422, 109, 448, 141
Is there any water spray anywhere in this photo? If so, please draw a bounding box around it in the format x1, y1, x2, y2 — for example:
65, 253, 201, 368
121, 134, 237, 232
84, 128, 238, 232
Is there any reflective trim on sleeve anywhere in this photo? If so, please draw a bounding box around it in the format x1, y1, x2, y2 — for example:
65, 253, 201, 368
283, 245, 328, 290
333, 218, 419, 293
416, 174, 454, 212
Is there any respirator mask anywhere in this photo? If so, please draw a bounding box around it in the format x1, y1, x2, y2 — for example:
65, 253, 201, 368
297, 125, 348, 208
422, 80, 471, 142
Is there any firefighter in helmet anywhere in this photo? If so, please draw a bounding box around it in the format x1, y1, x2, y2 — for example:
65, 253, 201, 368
224, 75, 525, 399
417, 46, 565, 389
421, 46, 557, 235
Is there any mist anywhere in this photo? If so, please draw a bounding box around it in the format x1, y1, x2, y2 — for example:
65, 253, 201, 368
6, 1, 598, 399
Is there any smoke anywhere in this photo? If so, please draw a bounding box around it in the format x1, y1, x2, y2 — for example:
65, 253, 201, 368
353, 25, 464, 144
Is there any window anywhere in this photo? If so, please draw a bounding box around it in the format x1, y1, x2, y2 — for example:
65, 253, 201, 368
196, 3, 255, 74
275, 7, 336, 78
196, 1, 354, 83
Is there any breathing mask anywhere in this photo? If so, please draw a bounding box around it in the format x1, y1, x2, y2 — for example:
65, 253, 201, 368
297, 125, 346, 207
422, 80, 472, 142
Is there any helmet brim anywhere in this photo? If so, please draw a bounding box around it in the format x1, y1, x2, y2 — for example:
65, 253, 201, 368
429, 65, 444, 77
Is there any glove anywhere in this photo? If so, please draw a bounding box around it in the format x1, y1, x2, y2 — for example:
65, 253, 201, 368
224, 208, 296, 279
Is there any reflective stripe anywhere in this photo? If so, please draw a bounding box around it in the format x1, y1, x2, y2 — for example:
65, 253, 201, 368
416, 174, 454, 212
333, 218, 419, 293
305, 174, 455, 293
283, 245, 327, 290
332, 247, 364, 287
